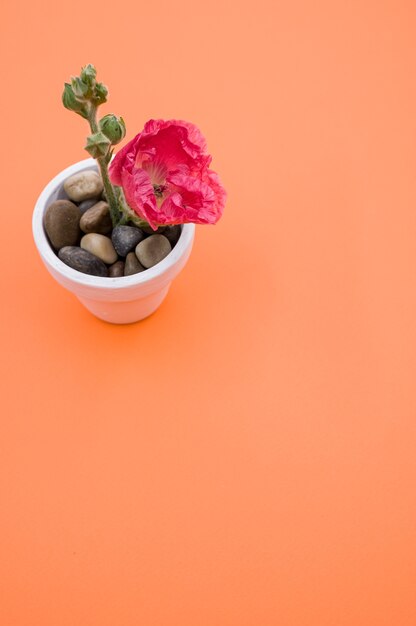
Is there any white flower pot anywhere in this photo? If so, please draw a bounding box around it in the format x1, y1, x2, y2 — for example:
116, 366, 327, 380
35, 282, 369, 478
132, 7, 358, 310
32, 158, 195, 324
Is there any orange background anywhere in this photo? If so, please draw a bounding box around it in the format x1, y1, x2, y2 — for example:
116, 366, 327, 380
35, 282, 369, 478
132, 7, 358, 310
1, 1, 416, 624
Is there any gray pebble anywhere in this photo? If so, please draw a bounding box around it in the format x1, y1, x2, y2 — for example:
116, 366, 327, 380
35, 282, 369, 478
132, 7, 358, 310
111, 225, 145, 257
78, 197, 102, 214
58, 246, 108, 277
108, 260, 125, 277
80, 233, 118, 264
80, 201, 112, 234
163, 225, 182, 247
44, 199, 81, 250
63, 170, 103, 202
135, 235, 172, 268
124, 252, 145, 276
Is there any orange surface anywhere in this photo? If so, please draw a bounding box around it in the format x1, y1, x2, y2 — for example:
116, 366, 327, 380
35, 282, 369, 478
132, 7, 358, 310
1, 1, 416, 624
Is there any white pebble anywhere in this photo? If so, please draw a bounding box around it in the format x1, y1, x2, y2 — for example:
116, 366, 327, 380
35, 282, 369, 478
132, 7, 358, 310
64, 171, 104, 202
80, 233, 118, 264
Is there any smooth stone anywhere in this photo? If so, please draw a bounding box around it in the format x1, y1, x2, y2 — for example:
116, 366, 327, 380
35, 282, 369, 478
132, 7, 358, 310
124, 252, 145, 276
80, 233, 118, 264
44, 199, 81, 250
111, 225, 145, 257
80, 201, 112, 234
108, 260, 125, 277
163, 225, 182, 247
58, 246, 108, 277
78, 197, 101, 214
135, 235, 172, 268
63, 170, 103, 202
140, 224, 166, 235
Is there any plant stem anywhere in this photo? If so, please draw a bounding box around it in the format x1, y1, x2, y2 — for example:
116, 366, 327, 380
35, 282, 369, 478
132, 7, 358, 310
88, 106, 120, 227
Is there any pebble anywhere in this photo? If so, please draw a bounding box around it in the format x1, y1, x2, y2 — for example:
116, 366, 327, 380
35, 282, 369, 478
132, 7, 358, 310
124, 252, 145, 276
44, 199, 81, 250
80, 201, 112, 234
80, 233, 118, 264
135, 235, 172, 268
78, 197, 101, 214
58, 246, 108, 277
111, 225, 145, 257
63, 170, 103, 202
163, 225, 182, 247
108, 260, 125, 277
140, 224, 166, 235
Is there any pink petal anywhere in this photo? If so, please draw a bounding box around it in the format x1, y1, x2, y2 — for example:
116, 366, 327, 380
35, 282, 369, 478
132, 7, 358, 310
121, 167, 159, 229
157, 172, 225, 225
201, 169, 227, 217
135, 120, 210, 174
109, 134, 141, 185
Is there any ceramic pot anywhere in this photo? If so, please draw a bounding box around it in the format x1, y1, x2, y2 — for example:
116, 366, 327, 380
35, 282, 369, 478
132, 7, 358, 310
32, 158, 195, 324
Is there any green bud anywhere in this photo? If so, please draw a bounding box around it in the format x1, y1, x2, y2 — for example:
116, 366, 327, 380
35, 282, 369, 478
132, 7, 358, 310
84, 132, 112, 159
99, 114, 126, 145
71, 76, 90, 100
65, 66, 107, 110
80, 64, 97, 87
62, 83, 89, 119
93, 82, 108, 105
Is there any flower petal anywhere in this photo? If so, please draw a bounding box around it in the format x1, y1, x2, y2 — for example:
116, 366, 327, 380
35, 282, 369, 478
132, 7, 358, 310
109, 134, 141, 185
121, 167, 159, 229
157, 171, 225, 225
135, 120, 210, 175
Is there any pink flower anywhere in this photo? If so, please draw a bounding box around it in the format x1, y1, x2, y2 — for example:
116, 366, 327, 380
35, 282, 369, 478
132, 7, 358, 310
109, 119, 226, 230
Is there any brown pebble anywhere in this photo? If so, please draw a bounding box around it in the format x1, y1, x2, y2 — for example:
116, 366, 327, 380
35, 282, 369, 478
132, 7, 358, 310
124, 252, 145, 276
108, 261, 125, 277
80, 201, 112, 234
135, 235, 172, 268
44, 199, 81, 250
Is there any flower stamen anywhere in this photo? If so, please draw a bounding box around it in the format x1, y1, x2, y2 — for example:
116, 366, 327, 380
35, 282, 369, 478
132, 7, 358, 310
153, 184, 166, 198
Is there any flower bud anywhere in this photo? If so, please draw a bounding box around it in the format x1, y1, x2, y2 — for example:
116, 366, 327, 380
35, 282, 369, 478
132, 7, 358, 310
80, 64, 97, 87
99, 114, 126, 145
93, 82, 108, 105
71, 66, 99, 101
71, 76, 90, 100
62, 83, 89, 119
84, 132, 112, 159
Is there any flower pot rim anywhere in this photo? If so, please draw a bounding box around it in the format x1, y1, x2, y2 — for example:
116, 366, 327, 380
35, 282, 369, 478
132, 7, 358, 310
32, 157, 196, 291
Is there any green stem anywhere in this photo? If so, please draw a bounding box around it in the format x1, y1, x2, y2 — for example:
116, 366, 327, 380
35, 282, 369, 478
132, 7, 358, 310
88, 105, 120, 228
